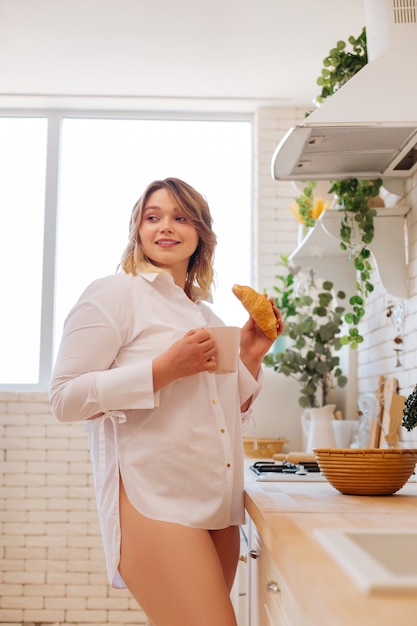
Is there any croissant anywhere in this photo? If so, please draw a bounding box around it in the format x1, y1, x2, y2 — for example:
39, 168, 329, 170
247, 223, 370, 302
232, 284, 278, 340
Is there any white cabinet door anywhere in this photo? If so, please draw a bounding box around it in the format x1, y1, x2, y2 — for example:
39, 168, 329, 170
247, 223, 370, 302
247, 518, 306, 626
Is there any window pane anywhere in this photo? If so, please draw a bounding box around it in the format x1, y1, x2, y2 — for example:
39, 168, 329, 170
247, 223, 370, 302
55, 119, 252, 353
0, 118, 47, 384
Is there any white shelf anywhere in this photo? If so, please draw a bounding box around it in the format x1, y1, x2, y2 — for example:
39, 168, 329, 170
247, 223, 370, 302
290, 206, 409, 299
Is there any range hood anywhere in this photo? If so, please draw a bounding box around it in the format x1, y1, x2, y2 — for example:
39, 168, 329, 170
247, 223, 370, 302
272, 0, 417, 186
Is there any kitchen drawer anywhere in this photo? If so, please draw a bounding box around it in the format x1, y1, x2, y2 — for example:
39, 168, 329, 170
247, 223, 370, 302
263, 551, 303, 626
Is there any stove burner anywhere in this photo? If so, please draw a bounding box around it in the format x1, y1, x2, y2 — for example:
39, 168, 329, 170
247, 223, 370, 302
250, 460, 320, 476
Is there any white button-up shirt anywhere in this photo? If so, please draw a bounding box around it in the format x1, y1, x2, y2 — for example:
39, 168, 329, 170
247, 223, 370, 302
49, 271, 262, 587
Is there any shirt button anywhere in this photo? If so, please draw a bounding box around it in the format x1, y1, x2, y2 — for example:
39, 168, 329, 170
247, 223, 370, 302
220, 428, 225, 433
226, 463, 231, 468
212, 398, 218, 404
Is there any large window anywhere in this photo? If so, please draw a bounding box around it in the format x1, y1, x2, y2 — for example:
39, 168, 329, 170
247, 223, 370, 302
0, 117, 48, 385
1, 114, 253, 389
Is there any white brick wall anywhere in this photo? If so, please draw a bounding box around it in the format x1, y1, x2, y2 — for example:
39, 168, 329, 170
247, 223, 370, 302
2, 106, 417, 624
254, 106, 307, 293
0, 392, 146, 625
355, 178, 417, 399
254, 107, 417, 399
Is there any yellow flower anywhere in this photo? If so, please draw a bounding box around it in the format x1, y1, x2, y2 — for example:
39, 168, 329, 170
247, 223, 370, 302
289, 196, 330, 224
289, 204, 304, 223
311, 197, 330, 219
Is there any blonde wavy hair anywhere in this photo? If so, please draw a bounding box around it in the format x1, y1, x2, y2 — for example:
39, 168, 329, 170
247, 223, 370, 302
119, 178, 217, 301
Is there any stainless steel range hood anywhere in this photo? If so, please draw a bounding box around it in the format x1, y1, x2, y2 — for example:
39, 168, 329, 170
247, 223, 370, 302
272, 0, 417, 185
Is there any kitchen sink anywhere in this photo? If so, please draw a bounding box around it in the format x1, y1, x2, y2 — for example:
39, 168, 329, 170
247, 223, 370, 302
314, 528, 417, 592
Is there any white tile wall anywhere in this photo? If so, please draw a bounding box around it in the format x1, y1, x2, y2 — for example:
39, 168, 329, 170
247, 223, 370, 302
0, 392, 146, 625
1, 106, 417, 625
254, 107, 307, 293
356, 179, 417, 398
254, 106, 417, 429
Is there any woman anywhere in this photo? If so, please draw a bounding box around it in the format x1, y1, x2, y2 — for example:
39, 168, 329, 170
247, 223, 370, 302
49, 177, 283, 626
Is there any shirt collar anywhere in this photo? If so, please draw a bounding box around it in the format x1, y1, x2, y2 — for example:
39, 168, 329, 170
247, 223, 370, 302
134, 270, 209, 303
135, 270, 184, 292
135, 270, 162, 284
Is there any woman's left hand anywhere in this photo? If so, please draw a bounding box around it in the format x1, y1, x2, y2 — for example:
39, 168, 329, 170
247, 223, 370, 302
239, 298, 284, 376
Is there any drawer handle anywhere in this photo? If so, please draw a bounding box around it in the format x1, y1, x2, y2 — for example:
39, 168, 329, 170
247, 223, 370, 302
249, 549, 260, 559
266, 580, 280, 594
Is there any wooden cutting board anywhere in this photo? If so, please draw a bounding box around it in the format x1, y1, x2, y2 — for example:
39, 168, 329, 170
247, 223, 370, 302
385, 392, 406, 447
368, 375, 384, 447
379, 377, 399, 447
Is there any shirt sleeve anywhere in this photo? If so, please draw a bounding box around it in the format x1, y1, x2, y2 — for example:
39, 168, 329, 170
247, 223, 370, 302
237, 359, 264, 408
49, 292, 159, 423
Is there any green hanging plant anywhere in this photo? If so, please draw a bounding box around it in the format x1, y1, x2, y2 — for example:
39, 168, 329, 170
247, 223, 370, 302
289, 181, 330, 229
292, 181, 317, 228
329, 178, 383, 349
402, 385, 417, 432
315, 27, 368, 105
291, 26, 382, 349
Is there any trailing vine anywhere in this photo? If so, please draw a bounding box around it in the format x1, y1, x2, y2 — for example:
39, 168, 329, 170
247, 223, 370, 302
291, 26, 383, 349
329, 178, 383, 348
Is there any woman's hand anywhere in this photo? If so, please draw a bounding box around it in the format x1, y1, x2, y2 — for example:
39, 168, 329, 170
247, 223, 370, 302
152, 328, 218, 391
240, 298, 284, 378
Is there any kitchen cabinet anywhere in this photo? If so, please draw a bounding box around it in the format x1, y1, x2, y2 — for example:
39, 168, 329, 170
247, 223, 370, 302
247, 519, 307, 626
232, 527, 250, 626
244, 464, 417, 626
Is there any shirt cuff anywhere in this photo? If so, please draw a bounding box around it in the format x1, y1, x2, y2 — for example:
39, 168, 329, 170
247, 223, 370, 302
96, 362, 160, 411
238, 359, 264, 408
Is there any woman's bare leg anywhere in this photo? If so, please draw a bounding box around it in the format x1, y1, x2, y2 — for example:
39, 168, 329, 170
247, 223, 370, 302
119, 481, 238, 626
144, 527, 239, 626
209, 525, 240, 591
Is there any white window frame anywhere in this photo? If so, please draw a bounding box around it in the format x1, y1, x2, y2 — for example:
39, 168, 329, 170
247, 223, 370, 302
0, 109, 254, 391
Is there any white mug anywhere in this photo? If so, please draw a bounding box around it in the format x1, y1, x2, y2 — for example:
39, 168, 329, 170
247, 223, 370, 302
208, 326, 241, 374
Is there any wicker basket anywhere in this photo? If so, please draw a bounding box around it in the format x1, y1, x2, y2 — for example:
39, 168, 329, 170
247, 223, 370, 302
313, 447, 417, 496
243, 437, 288, 458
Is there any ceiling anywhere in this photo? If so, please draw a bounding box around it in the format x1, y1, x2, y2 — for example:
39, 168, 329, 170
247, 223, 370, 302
0, 0, 365, 112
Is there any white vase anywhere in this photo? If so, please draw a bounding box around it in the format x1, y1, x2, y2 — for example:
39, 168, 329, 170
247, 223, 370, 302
301, 404, 336, 453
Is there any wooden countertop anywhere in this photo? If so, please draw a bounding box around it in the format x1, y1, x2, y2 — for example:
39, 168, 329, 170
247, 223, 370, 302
244, 462, 417, 626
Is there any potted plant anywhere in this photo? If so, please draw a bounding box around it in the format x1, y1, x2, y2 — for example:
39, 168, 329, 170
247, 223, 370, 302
402, 385, 417, 432
264, 258, 348, 409
268, 253, 299, 323
314, 27, 368, 106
